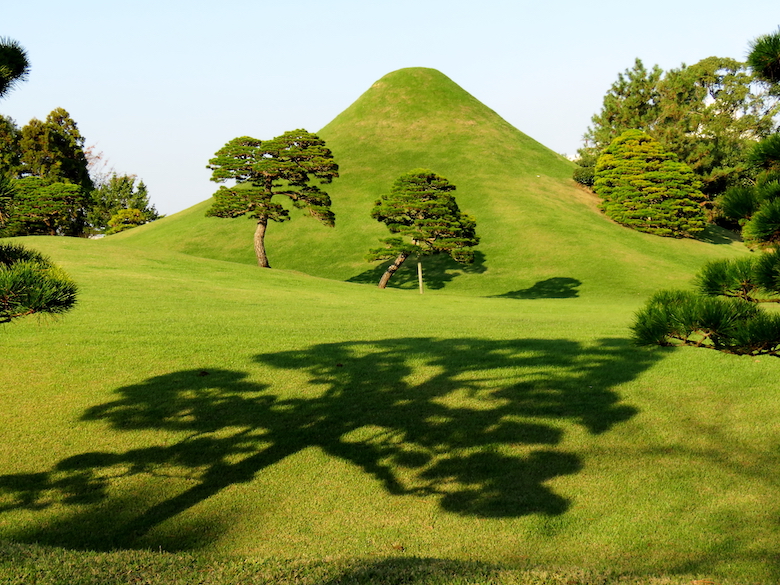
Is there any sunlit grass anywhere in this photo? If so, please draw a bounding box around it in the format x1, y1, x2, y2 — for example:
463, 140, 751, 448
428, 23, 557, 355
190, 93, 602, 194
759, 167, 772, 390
1, 236, 779, 583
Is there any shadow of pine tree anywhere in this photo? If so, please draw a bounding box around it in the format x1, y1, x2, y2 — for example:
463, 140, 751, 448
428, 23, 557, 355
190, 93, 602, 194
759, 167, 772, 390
0, 336, 658, 551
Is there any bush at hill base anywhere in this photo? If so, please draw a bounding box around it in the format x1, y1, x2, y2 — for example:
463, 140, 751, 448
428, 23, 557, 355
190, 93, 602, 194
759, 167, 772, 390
594, 130, 707, 238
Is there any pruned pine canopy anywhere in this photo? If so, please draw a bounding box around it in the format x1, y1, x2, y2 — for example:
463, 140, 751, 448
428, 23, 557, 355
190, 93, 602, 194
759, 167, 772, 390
206, 129, 338, 267
369, 169, 478, 263
207, 130, 337, 226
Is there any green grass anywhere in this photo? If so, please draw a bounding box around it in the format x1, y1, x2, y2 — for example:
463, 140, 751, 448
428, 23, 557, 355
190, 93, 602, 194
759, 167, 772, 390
2, 68, 777, 583
113, 68, 747, 297
1, 236, 779, 584
0, 542, 739, 585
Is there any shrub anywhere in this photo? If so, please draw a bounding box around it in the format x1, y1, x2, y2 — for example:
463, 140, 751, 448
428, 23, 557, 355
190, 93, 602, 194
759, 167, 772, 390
594, 130, 706, 238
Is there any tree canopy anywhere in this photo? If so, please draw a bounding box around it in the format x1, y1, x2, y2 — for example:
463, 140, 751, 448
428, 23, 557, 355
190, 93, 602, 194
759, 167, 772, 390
0, 37, 29, 99
87, 174, 161, 235
368, 169, 479, 289
206, 129, 338, 268
748, 27, 780, 85
19, 108, 92, 190
594, 130, 706, 237
714, 29, 780, 245
579, 57, 779, 197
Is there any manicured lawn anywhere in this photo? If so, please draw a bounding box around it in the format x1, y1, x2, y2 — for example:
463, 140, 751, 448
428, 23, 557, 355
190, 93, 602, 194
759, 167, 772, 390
1, 235, 778, 583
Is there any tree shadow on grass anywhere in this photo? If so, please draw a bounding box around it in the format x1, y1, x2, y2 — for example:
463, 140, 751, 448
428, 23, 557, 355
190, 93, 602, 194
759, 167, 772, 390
491, 277, 582, 299
695, 225, 743, 245
0, 337, 659, 551
347, 251, 487, 290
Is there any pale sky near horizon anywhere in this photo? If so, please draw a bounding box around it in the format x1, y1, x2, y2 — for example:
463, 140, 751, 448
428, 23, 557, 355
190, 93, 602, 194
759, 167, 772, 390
2, 1, 778, 215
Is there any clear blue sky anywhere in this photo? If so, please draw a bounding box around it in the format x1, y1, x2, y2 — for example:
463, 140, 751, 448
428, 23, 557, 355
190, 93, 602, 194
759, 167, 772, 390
3, 1, 778, 215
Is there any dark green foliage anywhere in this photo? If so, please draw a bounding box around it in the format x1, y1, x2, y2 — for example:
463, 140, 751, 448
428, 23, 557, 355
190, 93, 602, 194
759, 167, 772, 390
571, 164, 594, 187
370, 169, 479, 261
715, 174, 780, 239
0, 37, 30, 99
694, 256, 764, 301
754, 248, 780, 291
0, 242, 77, 324
743, 196, 780, 244
750, 133, 780, 172
594, 130, 706, 237
571, 151, 597, 186
694, 250, 780, 302
87, 174, 160, 234
3, 177, 89, 236
748, 27, 780, 85
207, 130, 337, 225
0, 175, 14, 225
583, 57, 779, 196
206, 130, 338, 267
19, 109, 92, 190
716, 185, 764, 225
0, 115, 20, 176
632, 289, 780, 355
368, 169, 479, 288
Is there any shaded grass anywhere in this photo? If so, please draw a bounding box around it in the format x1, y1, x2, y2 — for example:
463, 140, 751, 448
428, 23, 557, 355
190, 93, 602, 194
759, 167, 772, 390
1, 236, 780, 583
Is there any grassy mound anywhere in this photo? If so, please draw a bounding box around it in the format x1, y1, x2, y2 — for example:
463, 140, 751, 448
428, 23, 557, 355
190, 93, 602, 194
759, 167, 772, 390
114, 68, 746, 297
2, 68, 775, 584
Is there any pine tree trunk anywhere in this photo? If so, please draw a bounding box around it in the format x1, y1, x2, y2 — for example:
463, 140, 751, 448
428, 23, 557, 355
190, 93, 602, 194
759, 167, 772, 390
378, 252, 409, 289
254, 218, 270, 268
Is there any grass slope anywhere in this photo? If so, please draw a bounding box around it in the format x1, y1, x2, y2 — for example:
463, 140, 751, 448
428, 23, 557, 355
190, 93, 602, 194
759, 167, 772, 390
114, 68, 747, 297
2, 236, 779, 584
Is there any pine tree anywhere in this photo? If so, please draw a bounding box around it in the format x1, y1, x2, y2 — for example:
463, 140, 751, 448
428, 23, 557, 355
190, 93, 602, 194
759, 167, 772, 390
206, 130, 338, 268
0, 37, 29, 99
0, 242, 77, 324
594, 130, 706, 237
368, 169, 479, 289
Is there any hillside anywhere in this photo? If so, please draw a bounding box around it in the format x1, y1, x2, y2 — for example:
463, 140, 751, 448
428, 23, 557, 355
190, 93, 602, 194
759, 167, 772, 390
112, 67, 746, 297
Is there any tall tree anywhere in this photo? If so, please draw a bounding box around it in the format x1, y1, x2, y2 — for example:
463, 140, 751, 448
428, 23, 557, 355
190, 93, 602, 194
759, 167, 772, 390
578, 57, 779, 197
19, 108, 92, 190
716, 29, 780, 245
87, 174, 160, 234
0, 115, 20, 176
368, 169, 479, 289
0, 37, 30, 99
582, 59, 663, 155
206, 129, 338, 268
594, 130, 707, 238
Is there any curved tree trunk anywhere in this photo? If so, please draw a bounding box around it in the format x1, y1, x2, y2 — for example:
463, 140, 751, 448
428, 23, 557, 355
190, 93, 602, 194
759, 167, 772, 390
378, 252, 409, 289
254, 218, 270, 268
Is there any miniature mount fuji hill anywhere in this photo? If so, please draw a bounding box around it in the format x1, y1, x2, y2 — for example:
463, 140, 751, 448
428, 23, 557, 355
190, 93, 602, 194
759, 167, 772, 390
115, 67, 746, 297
